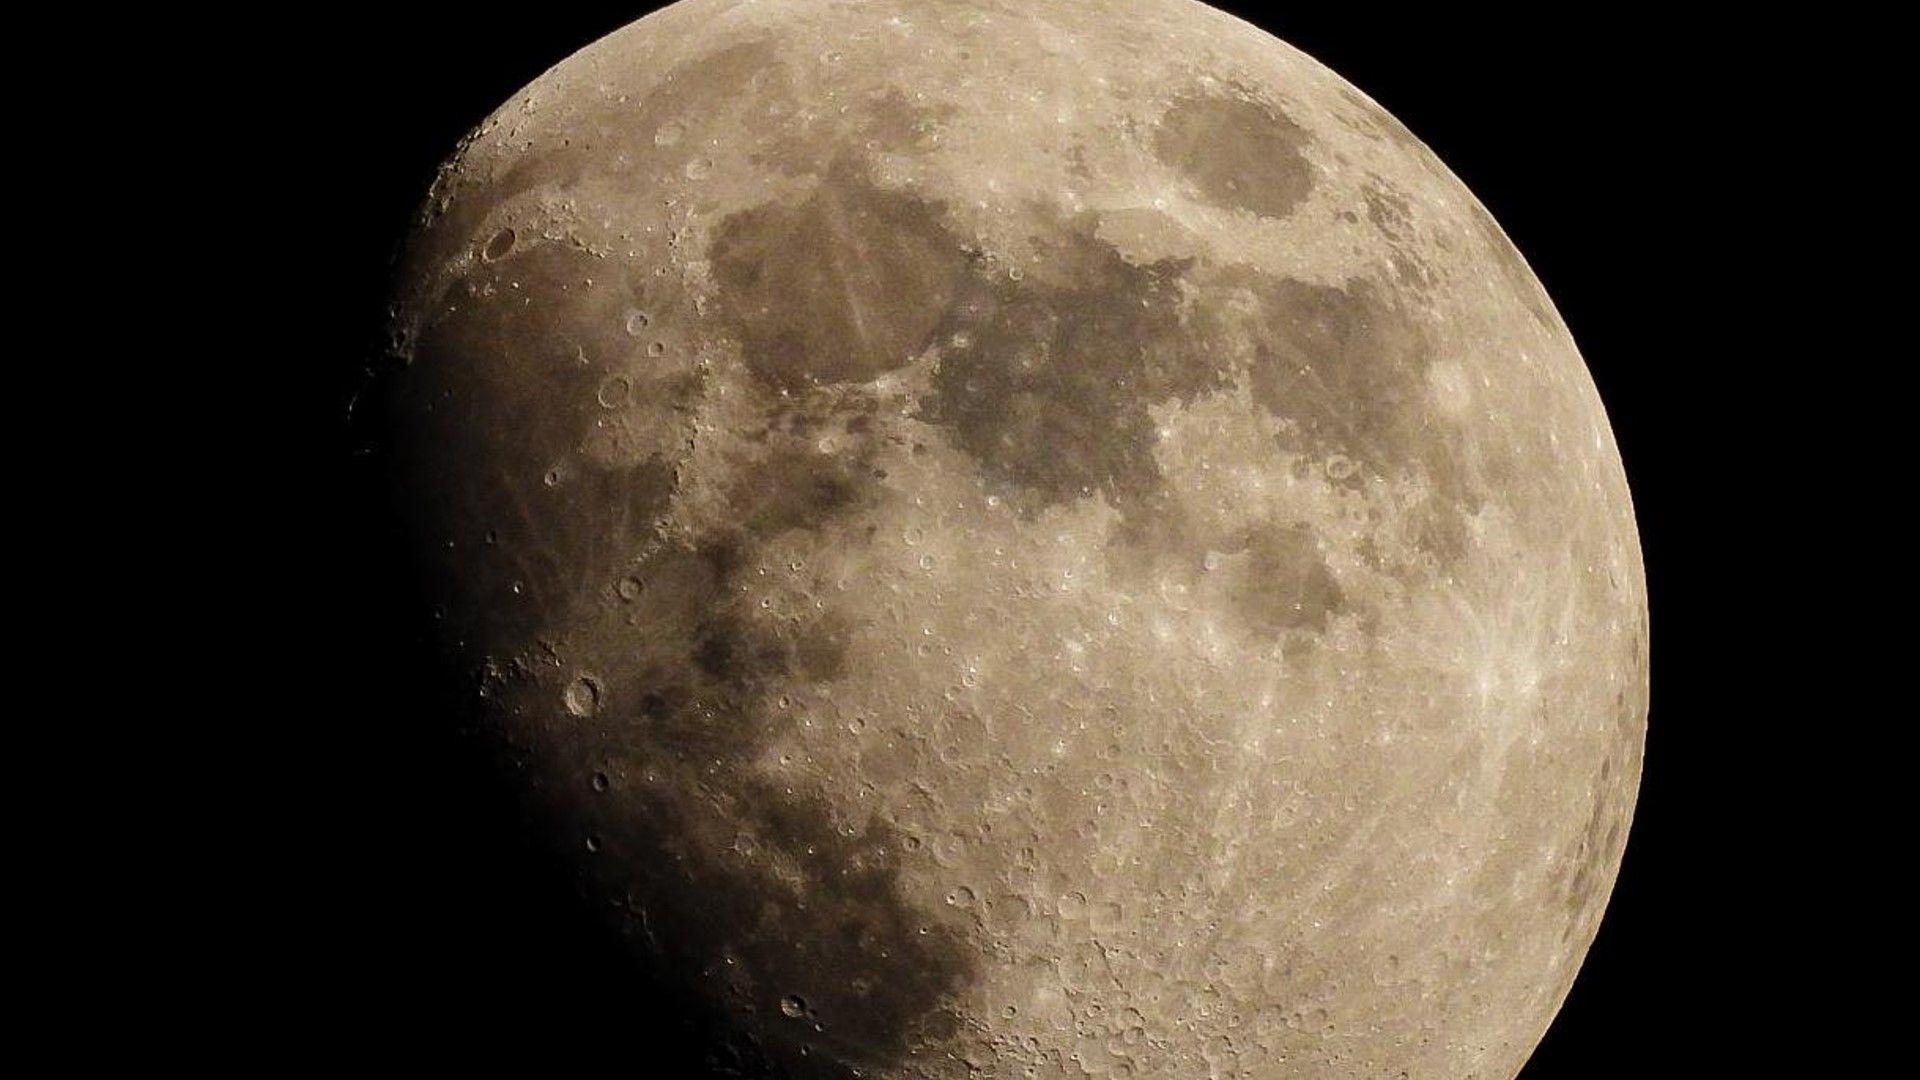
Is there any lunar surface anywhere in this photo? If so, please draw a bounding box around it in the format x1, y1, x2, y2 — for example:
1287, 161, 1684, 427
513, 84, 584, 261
377, 1, 1647, 1077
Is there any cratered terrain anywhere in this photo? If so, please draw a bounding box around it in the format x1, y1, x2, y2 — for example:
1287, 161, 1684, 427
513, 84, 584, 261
375, 1, 1649, 1077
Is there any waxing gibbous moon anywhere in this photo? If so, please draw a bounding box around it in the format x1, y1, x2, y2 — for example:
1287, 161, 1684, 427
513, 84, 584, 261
377, 1, 1648, 1077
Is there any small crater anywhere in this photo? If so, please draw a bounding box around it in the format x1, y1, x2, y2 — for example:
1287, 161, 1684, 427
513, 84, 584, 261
563, 674, 603, 718
1363, 184, 1412, 238
595, 374, 632, 408
481, 226, 516, 262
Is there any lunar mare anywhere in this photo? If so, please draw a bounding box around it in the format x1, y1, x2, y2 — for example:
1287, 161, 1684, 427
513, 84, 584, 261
378, 1, 1648, 1078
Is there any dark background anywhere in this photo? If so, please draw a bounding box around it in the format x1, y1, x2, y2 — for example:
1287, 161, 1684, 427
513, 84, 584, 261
288, 2, 1774, 1074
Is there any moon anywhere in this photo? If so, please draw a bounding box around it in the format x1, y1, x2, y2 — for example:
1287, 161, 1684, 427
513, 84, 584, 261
376, 1, 1648, 1077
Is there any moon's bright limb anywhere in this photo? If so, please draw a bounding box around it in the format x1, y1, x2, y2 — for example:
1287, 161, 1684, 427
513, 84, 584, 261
378, 2, 1648, 1077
